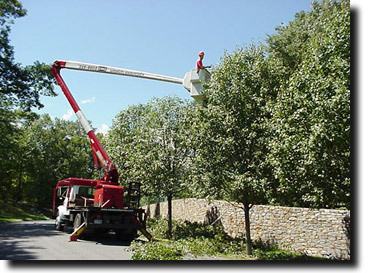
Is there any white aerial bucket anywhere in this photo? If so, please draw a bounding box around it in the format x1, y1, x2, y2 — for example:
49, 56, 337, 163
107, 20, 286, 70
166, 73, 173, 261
183, 69, 211, 102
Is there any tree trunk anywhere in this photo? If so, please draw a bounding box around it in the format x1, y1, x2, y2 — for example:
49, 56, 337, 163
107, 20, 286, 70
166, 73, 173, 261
16, 160, 23, 202
167, 192, 173, 239
243, 202, 253, 255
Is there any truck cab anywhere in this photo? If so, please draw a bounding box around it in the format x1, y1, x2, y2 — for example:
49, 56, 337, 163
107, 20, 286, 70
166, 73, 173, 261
53, 178, 144, 240
53, 178, 97, 231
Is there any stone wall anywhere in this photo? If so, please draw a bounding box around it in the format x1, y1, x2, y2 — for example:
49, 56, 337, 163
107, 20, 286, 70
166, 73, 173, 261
144, 198, 350, 260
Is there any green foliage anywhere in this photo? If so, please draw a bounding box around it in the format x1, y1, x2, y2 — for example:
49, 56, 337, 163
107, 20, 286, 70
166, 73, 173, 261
253, 248, 322, 261
188, 44, 277, 255
129, 217, 245, 260
0, 0, 56, 111
106, 96, 193, 236
129, 217, 326, 260
143, 217, 170, 239
20, 115, 95, 207
190, 44, 275, 206
0, 114, 95, 207
107, 96, 192, 197
172, 220, 225, 240
104, 103, 148, 186
189, 0, 350, 210
0, 0, 58, 207
146, 217, 228, 241
266, 0, 350, 208
129, 240, 183, 260
0, 0, 349, 246
185, 0, 350, 256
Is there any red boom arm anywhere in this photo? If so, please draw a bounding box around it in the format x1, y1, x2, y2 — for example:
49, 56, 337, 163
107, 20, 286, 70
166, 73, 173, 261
50, 58, 209, 184
51, 61, 118, 184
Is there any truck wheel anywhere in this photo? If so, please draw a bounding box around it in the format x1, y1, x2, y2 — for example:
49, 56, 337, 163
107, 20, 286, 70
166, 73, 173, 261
73, 213, 83, 232
55, 213, 63, 231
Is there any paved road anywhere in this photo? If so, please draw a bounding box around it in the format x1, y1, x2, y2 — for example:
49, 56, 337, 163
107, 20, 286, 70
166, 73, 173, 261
0, 220, 132, 260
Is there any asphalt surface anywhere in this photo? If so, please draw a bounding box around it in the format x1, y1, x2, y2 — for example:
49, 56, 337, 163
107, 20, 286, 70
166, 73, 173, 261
0, 220, 132, 260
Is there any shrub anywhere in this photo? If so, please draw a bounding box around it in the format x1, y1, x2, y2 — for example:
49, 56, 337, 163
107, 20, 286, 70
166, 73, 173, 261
129, 240, 183, 260
129, 217, 326, 260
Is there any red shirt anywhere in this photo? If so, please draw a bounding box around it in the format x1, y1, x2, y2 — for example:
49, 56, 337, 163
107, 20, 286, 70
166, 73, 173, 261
196, 59, 203, 70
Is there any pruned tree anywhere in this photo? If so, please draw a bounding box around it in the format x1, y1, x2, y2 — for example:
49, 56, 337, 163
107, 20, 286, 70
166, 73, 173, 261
266, 0, 350, 209
106, 96, 192, 238
189, 44, 277, 255
189, 0, 350, 257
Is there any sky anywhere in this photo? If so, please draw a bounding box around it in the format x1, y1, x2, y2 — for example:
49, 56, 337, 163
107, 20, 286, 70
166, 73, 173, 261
8, 0, 316, 134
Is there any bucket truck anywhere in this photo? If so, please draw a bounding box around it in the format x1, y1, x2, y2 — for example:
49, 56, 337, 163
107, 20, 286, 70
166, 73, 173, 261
51, 60, 210, 241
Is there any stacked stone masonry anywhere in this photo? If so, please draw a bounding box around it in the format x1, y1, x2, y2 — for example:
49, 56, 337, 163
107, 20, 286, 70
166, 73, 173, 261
144, 198, 350, 260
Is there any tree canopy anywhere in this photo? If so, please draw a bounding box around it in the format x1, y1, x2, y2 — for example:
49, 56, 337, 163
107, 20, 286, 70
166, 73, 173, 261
106, 96, 193, 237
187, 0, 350, 254
266, 0, 350, 209
0, 114, 95, 207
0, 0, 81, 207
0, 0, 55, 111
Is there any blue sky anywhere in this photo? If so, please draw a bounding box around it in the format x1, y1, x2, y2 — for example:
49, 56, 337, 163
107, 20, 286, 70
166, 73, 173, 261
10, 0, 315, 133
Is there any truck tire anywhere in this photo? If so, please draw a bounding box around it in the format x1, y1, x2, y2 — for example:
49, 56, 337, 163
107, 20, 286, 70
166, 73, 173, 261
55, 213, 63, 231
73, 213, 83, 232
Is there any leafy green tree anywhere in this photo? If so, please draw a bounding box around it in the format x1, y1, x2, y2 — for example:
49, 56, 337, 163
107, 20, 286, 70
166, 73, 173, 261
189, 0, 350, 256
143, 97, 193, 237
266, 0, 350, 209
0, 0, 55, 111
106, 96, 192, 237
105, 103, 150, 186
0, 106, 27, 202
189, 44, 278, 255
15, 114, 95, 207
0, 0, 56, 204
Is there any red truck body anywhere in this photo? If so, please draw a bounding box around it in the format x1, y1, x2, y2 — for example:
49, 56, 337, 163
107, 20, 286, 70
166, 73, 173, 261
94, 184, 124, 209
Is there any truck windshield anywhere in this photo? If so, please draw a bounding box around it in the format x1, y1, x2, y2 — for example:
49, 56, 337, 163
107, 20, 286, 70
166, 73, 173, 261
78, 186, 94, 196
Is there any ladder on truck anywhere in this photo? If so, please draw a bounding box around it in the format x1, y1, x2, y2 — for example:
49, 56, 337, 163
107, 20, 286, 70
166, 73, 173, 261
127, 181, 141, 208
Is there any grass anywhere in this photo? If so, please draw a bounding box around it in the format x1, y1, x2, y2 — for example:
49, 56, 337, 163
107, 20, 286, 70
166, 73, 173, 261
128, 217, 327, 261
0, 200, 50, 223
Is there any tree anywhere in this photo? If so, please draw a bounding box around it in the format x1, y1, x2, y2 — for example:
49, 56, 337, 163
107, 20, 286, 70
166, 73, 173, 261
18, 114, 95, 207
0, 0, 56, 204
189, 0, 350, 256
106, 96, 192, 238
0, 0, 55, 111
189, 44, 278, 255
266, 0, 350, 209
0, 105, 25, 202
105, 103, 151, 185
